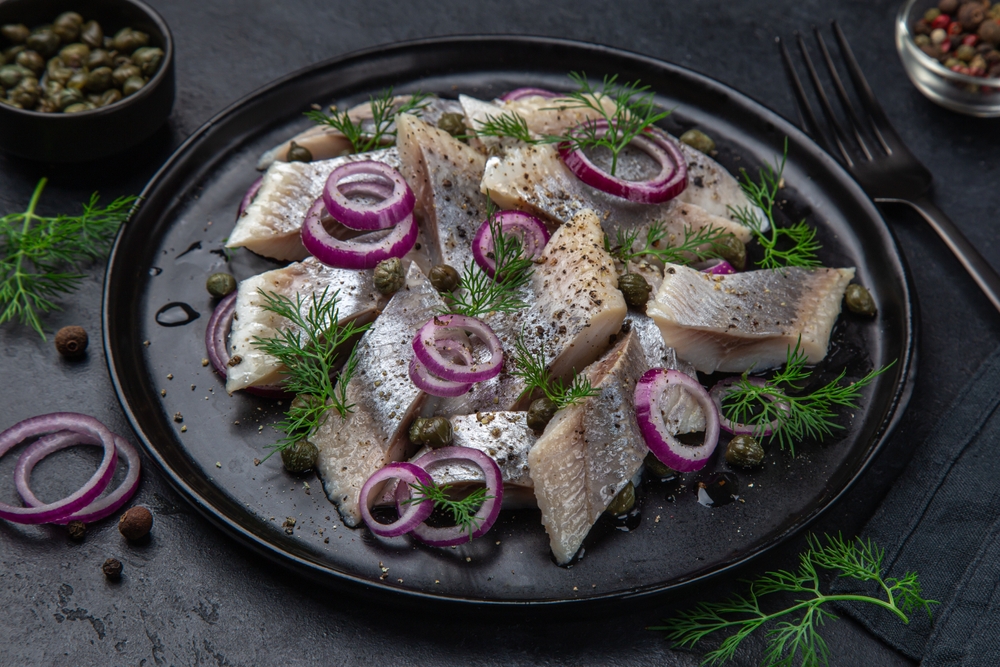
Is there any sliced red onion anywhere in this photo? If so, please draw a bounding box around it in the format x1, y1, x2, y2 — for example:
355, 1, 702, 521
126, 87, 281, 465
499, 87, 559, 101
0, 413, 118, 524
695, 259, 737, 275
709, 376, 788, 437
408, 337, 474, 397
303, 206, 417, 270
237, 176, 263, 219
397, 447, 503, 547
412, 314, 503, 384
15, 430, 140, 524
558, 120, 687, 204
359, 462, 434, 538
322, 161, 415, 231
205, 292, 287, 398
635, 369, 720, 473
472, 210, 550, 278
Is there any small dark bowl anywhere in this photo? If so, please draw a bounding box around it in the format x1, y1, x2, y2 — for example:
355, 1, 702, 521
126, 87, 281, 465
0, 0, 174, 162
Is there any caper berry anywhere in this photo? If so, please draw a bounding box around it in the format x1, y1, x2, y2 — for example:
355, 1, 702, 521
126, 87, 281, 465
605, 481, 636, 516
26, 29, 60, 58
112, 27, 148, 54
437, 112, 466, 137
428, 264, 460, 292
42, 79, 63, 98
844, 283, 876, 316
55, 87, 83, 110
15, 50, 44, 75
286, 140, 313, 163
618, 272, 651, 308
130, 46, 163, 77
121, 75, 145, 97
408, 416, 453, 448
112, 63, 141, 87
716, 234, 747, 271
644, 451, 675, 478
85, 67, 113, 93
3, 44, 25, 62
66, 70, 88, 91
725, 434, 764, 468
1, 24, 30, 45
63, 102, 89, 113
526, 396, 559, 432
55, 12, 84, 27
281, 439, 319, 473
679, 128, 716, 154
97, 88, 121, 107
52, 15, 81, 44
80, 21, 103, 49
0, 64, 28, 89
86, 49, 114, 70
373, 257, 406, 295
206, 272, 237, 298
57, 42, 90, 67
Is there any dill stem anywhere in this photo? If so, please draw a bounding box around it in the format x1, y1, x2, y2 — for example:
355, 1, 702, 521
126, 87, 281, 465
8, 178, 48, 335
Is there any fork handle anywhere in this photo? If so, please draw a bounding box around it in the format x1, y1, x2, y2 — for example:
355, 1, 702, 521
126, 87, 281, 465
876, 196, 1000, 315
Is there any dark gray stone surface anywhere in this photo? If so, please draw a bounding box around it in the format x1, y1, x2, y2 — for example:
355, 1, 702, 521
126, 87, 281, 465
2, 0, 998, 665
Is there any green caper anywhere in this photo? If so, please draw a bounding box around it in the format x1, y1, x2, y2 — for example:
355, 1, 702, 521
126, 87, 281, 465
716, 234, 747, 271
3, 45, 25, 62
408, 416, 453, 448
605, 481, 636, 516
373, 257, 405, 295
844, 284, 876, 316
46, 57, 73, 84
80, 21, 103, 49
644, 451, 675, 478
281, 439, 318, 473
679, 128, 716, 154
526, 396, 559, 431
85, 67, 113, 93
15, 50, 44, 75
66, 70, 89, 91
286, 140, 313, 163
206, 273, 237, 298
0, 64, 28, 89
63, 102, 89, 113
618, 272, 651, 308
1, 24, 30, 45
131, 46, 163, 77
42, 79, 63, 99
58, 42, 90, 67
121, 75, 145, 97
112, 28, 146, 54
26, 29, 60, 58
112, 63, 141, 87
86, 49, 114, 70
52, 13, 83, 43
97, 88, 121, 107
428, 264, 460, 293
55, 87, 84, 111
9, 84, 38, 109
725, 434, 764, 468
437, 112, 466, 137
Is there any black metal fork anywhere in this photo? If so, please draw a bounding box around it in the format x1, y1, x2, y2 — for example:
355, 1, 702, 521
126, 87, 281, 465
779, 22, 1000, 314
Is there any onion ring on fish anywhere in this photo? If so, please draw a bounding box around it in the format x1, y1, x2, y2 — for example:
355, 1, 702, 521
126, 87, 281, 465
205, 292, 289, 398
499, 87, 560, 101
694, 259, 737, 275
709, 376, 788, 437
472, 210, 550, 278
635, 368, 720, 473
359, 463, 435, 538
236, 175, 263, 220
408, 337, 475, 397
412, 314, 503, 384
322, 160, 415, 231
558, 121, 687, 204
302, 197, 418, 270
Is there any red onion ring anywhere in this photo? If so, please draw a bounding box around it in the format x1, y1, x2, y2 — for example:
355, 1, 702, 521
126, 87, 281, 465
709, 376, 788, 437
499, 87, 559, 101
472, 210, 550, 278
408, 338, 474, 397
412, 314, 503, 384
635, 368, 720, 473
15, 430, 140, 524
302, 206, 417, 270
695, 259, 737, 275
0, 413, 118, 524
558, 120, 687, 204
396, 447, 503, 547
205, 292, 288, 398
359, 462, 434, 538
236, 176, 263, 219
321, 161, 415, 232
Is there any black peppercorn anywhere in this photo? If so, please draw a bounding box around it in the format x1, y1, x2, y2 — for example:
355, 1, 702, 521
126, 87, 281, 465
67, 520, 86, 541
102, 557, 123, 581
939, 0, 959, 14
118, 506, 153, 540
959, 2, 986, 31
55, 325, 88, 358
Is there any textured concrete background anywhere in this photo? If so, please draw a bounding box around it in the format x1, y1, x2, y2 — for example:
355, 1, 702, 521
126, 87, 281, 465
2, 0, 999, 665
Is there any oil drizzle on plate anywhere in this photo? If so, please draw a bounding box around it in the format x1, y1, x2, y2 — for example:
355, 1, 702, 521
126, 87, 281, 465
696, 472, 739, 508
155, 302, 201, 327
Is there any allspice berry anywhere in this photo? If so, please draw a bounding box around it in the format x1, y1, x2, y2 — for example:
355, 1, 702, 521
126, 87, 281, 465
958, 2, 986, 31
118, 505, 153, 540
102, 557, 123, 581
55, 325, 88, 358
67, 520, 86, 541
939, 0, 959, 13
979, 19, 1000, 46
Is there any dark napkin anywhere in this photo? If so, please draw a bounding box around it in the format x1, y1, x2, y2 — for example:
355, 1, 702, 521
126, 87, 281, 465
832, 344, 1000, 665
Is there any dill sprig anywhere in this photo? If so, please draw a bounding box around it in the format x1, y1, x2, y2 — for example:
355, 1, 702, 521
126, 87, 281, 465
0, 177, 137, 338
654, 533, 935, 667
305, 87, 430, 153
251, 287, 370, 458
510, 331, 599, 408
473, 111, 538, 144
403, 482, 494, 539
610, 220, 731, 268
729, 140, 822, 270
720, 339, 894, 455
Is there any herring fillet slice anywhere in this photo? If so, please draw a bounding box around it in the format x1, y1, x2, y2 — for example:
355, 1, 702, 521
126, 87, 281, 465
311, 263, 444, 527
396, 114, 487, 269
529, 328, 648, 566
647, 263, 856, 374
225, 257, 386, 393
227, 148, 401, 261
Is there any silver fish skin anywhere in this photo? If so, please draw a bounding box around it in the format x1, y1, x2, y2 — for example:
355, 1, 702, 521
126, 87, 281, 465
675, 141, 768, 231
646, 263, 855, 374
396, 114, 486, 269
228, 148, 401, 261
528, 328, 648, 566
311, 263, 443, 527
225, 257, 386, 393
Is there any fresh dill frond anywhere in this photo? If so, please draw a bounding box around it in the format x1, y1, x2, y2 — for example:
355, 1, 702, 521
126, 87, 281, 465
0, 177, 137, 338
612, 220, 731, 268
654, 533, 935, 667
472, 111, 538, 144
720, 339, 895, 455
403, 481, 494, 538
251, 287, 370, 458
510, 331, 599, 408
305, 87, 430, 153
729, 139, 822, 270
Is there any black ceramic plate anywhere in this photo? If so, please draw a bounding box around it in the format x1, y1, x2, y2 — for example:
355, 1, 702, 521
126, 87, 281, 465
103, 36, 915, 608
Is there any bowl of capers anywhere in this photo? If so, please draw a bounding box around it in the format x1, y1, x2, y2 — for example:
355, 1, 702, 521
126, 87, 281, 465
0, 0, 174, 162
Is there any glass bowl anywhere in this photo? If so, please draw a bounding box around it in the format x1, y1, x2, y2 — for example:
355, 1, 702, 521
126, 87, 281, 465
896, 0, 1000, 116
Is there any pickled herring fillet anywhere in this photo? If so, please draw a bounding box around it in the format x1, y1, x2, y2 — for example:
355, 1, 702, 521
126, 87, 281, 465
529, 328, 648, 566
396, 114, 486, 269
226, 257, 386, 393
646, 263, 855, 374
227, 148, 401, 261
311, 264, 444, 527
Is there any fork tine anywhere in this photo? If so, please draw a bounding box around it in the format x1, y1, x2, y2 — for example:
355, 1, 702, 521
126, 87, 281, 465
795, 31, 856, 167
831, 20, 894, 155
812, 27, 874, 161
777, 36, 832, 152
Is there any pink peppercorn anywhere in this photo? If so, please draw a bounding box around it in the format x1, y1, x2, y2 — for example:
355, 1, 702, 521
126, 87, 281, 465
932, 14, 951, 29
963, 34, 980, 46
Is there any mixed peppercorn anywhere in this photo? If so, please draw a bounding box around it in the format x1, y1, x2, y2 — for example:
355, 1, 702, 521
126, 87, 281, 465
912, 0, 1000, 77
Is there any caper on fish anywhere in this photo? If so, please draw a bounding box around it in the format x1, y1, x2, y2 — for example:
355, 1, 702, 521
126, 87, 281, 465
715, 233, 747, 271
679, 128, 716, 154
409, 416, 453, 448
206, 272, 237, 298
643, 451, 675, 478
725, 434, 764, 468
428, 264, 460, 293
373, 257, 405, 295
606, 481, 636, 516
526, 396, 559, 431
437, 112, 466, 137
1, 24, 30, 45
618, 272, 651, 308
844, 284, 876, 316
281, 439, 318, 473
80, 21, 103, 49
286, 140, 312, 163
